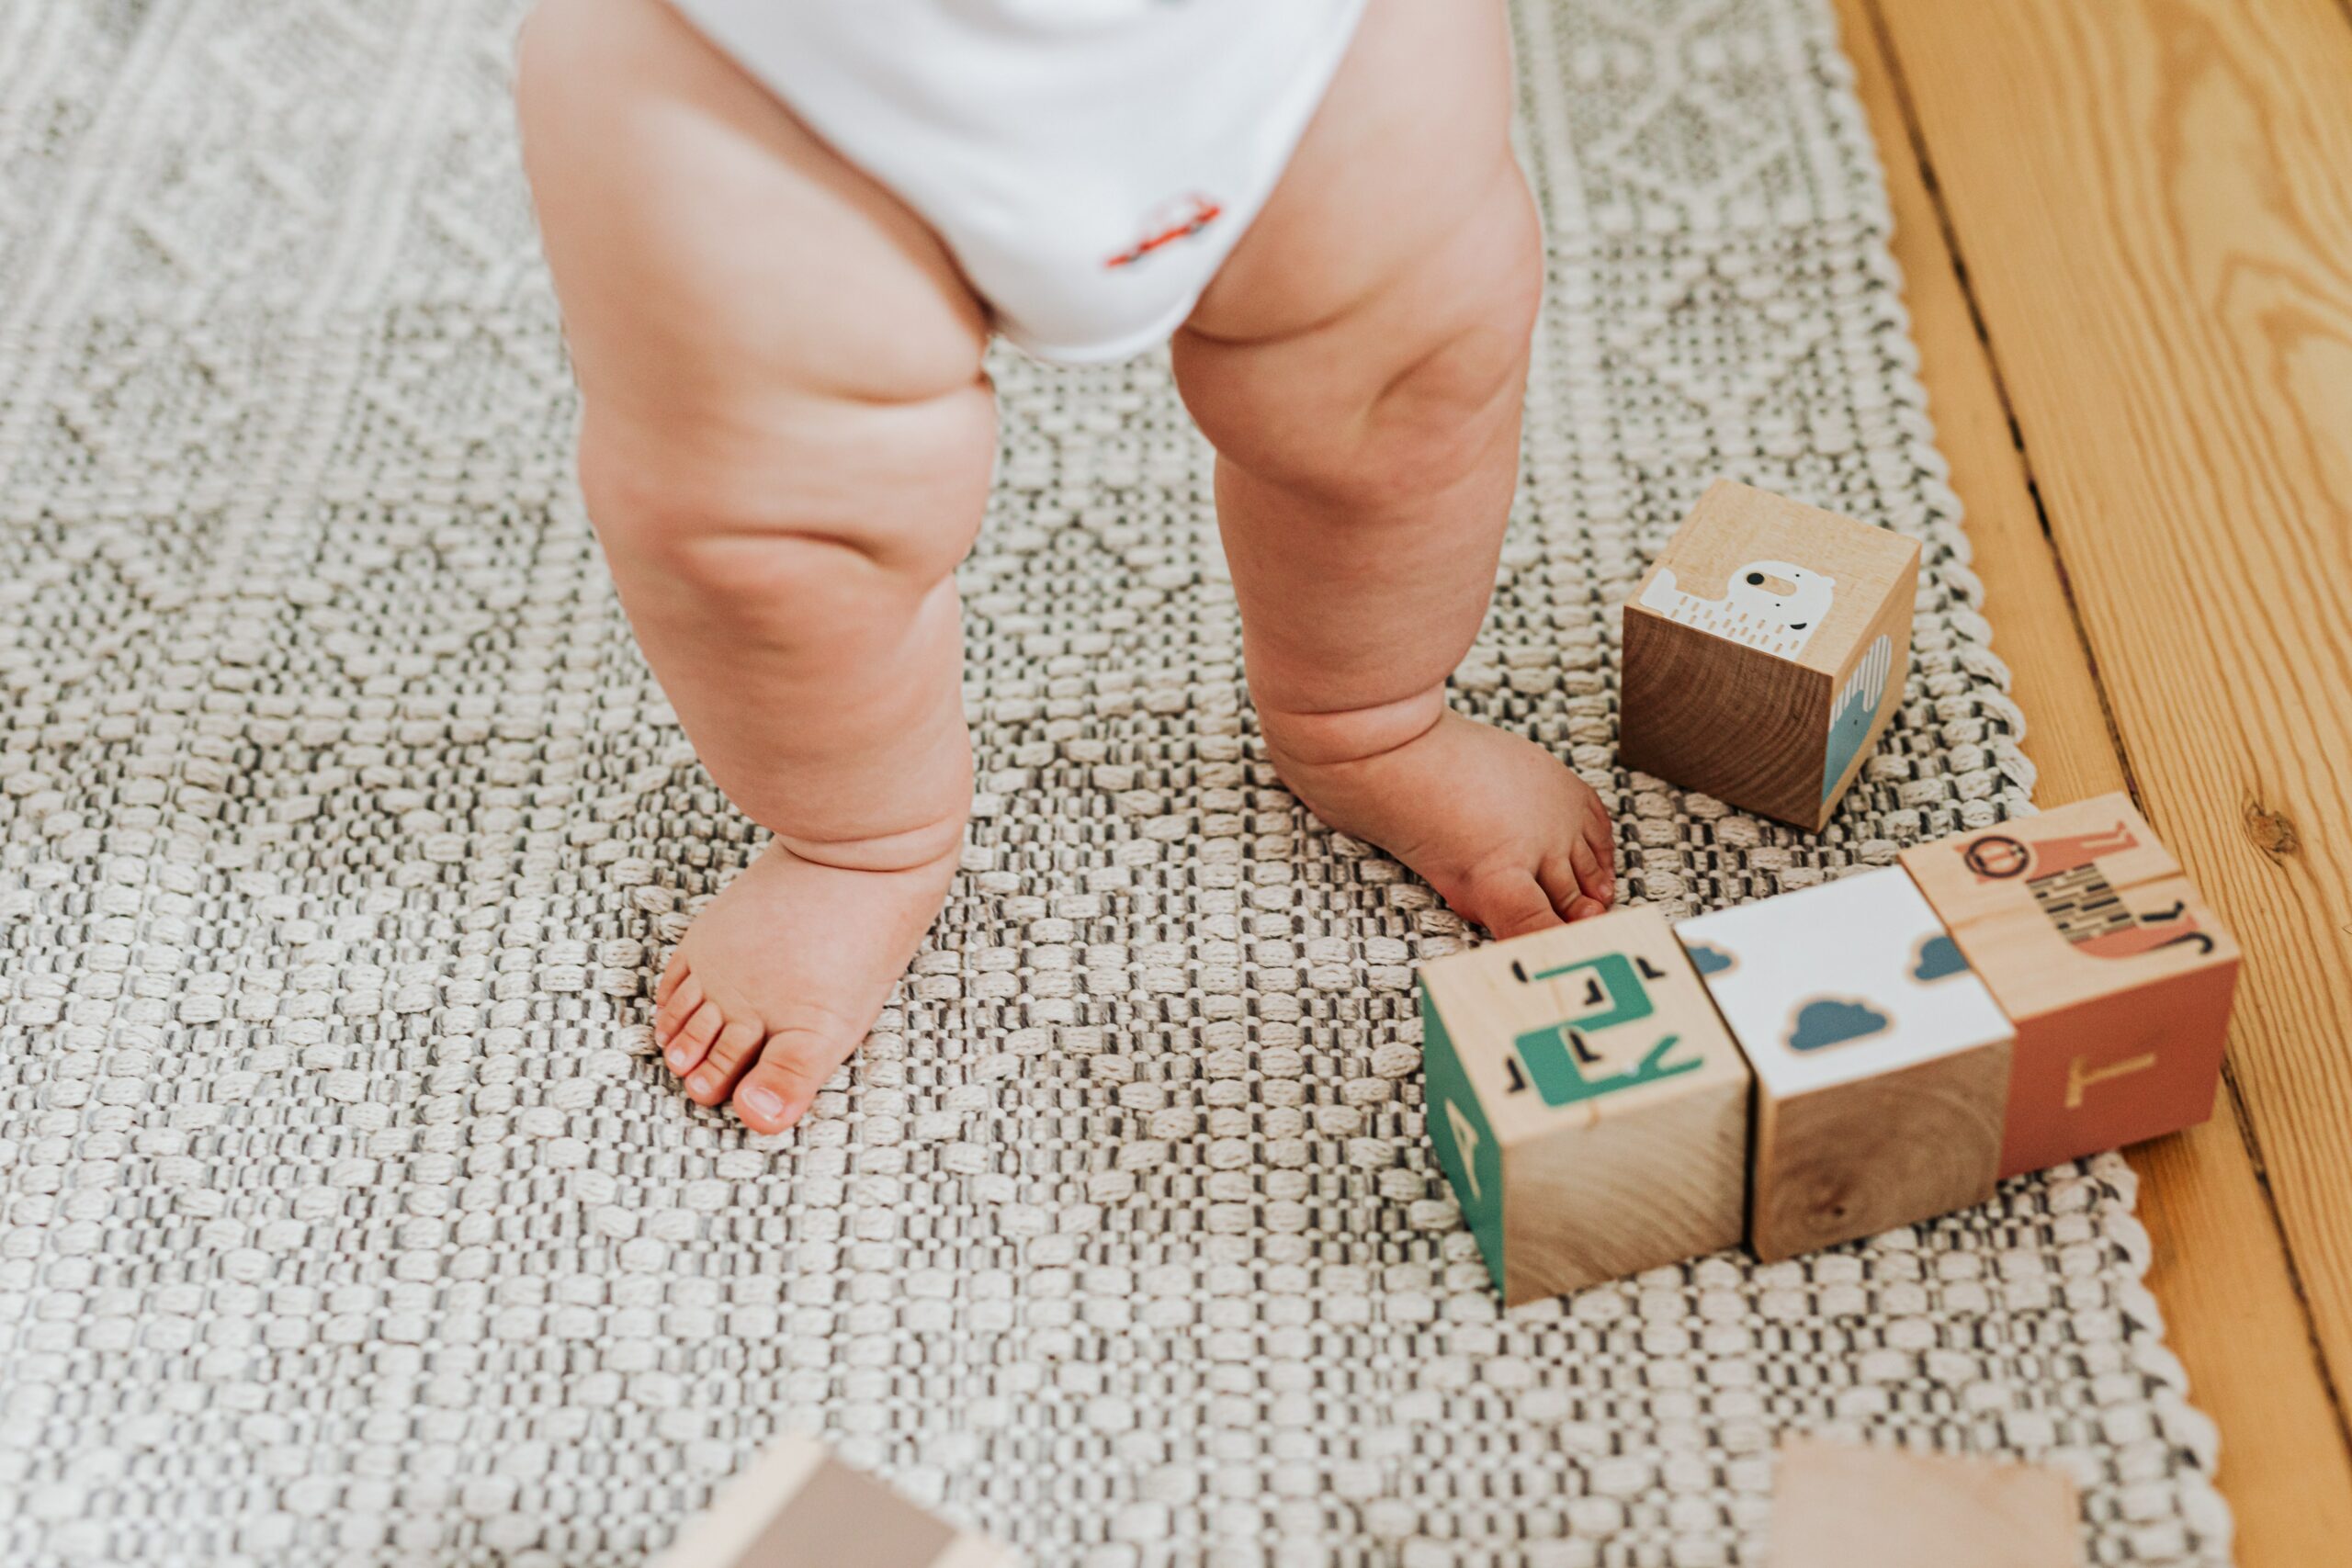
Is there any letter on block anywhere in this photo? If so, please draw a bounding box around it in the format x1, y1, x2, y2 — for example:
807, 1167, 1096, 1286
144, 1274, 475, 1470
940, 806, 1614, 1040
1679, 869, 2013, 1262
1418, 908, 1751, 1305
1899, 794, 2240, 1178
1620, 479, 1921, 830
655, 1432, 1018, 1568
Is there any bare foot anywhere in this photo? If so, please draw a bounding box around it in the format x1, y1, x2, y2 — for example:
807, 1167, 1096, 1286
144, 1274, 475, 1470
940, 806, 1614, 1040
1265, 708, 1614, 938
651, 837, 959, 1134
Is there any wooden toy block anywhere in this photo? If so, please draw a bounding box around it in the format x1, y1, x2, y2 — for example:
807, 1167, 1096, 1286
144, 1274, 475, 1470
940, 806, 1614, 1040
1899, 794, 2241, 1177
655, 1433, 1017, 1568
1419, 908, 1752, 1305
1771, 1437, 2082, 1568
1677, 868, 2013, 1261
1620, 479, 1921, 830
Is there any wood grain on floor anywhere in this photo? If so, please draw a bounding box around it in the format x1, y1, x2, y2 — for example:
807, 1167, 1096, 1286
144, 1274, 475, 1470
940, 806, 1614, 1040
1839, 1, 2352, 1562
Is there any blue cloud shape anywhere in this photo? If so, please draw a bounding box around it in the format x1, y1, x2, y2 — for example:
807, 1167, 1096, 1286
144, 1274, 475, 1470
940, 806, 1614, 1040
1787, 997, 1890, 1052
1913, 934, 1970, 982
1683, 941, 1735, 976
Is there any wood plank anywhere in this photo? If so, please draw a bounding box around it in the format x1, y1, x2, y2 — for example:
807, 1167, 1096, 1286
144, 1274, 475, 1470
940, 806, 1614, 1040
1837, 5, 2352, 1562
1872, 0, 2352, 1390
1835, 10, 2133, 813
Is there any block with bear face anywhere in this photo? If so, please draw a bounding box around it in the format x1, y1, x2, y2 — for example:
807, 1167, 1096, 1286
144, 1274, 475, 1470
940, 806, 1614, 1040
1620, 479, 1920, 830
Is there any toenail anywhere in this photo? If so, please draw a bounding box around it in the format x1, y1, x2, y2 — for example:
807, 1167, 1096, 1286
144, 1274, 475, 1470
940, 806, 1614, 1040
665, 1045, 690, 1072
739, 1084, 784, 1120
685, 1070, 716, 1095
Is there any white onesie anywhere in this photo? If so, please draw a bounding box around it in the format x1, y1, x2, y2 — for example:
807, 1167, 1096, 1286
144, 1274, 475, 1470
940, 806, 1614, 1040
669, 0, 1369, 366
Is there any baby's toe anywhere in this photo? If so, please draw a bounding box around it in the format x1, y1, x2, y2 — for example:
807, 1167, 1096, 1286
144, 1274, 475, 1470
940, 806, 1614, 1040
654, 950, 690, 1011
670, 1002, 728, 1095
1532, 848, 1587, 922
732, 1032, 846, 1134
1461, 865, 1564, 939
1566, 835, 1614, 911
1581, 814, 1616, 905
654, 967, 704, 1053
684, 1015, 764, 1103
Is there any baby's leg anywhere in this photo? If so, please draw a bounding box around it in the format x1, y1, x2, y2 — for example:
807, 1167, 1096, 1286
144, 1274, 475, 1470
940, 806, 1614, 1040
515, 0, 992, 1132
1173, 0, 1613, 937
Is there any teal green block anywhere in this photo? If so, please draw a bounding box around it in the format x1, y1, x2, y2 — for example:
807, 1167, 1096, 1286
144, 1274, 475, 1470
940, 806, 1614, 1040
1421, 988, 1506, 1293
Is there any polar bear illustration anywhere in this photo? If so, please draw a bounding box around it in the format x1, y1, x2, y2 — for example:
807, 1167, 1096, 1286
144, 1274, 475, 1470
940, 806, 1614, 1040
1638, 559, 1835, 659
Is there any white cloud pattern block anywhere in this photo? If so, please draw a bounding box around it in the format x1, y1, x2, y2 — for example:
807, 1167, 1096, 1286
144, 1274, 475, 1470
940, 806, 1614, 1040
1675, 868, 2012, 1100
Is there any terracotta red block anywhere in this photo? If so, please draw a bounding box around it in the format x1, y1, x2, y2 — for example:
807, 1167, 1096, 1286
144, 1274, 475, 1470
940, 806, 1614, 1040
1899, 795, 2239, 1178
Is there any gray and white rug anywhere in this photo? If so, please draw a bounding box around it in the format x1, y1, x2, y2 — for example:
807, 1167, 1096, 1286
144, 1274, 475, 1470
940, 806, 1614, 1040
0, 0, 2233, 1563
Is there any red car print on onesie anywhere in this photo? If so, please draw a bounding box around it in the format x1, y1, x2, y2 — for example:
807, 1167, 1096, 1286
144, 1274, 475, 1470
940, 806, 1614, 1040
1105, 193, 1224, 268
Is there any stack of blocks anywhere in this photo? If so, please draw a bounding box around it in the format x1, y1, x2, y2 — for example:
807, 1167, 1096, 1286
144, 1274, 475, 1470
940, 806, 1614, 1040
1419, 795, 2240, 1303
1414, 478, 2239, 1301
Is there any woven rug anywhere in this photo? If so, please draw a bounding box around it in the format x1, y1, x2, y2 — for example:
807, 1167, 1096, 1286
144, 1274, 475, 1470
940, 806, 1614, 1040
0, 0, 2233, 1563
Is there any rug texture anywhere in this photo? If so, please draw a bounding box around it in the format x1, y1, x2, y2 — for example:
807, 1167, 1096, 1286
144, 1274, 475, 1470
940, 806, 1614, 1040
0, 0, 2233, 1563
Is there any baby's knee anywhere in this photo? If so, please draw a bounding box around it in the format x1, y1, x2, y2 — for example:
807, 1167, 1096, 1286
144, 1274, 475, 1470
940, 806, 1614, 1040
579, 386, 995, 615
1270, 325, 1535, 509
1363, 310, 1538, 498
513, 0, 628, 138
1354, 185, 1542, 481
1185, 174, 1542, 505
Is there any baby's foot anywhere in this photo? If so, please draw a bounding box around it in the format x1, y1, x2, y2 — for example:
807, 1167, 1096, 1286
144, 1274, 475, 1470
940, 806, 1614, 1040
651, 836, 960, 1134
1265, 707, 1614, 938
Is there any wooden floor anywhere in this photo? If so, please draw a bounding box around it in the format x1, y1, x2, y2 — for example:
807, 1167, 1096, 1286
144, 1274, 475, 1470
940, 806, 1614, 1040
1842, 1, 2352, 1562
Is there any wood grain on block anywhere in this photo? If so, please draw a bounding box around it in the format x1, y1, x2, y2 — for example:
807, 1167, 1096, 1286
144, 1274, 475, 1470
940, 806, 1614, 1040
1621, 598, 1827, 829
1419, 908, 1751, 1304
1772, 1436, 2081, 1568
1898, 795, 2240, 1176
1619, 479, 1920, 830
654, 1433, 1017, 1568
1678, 868, 2011, 1260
